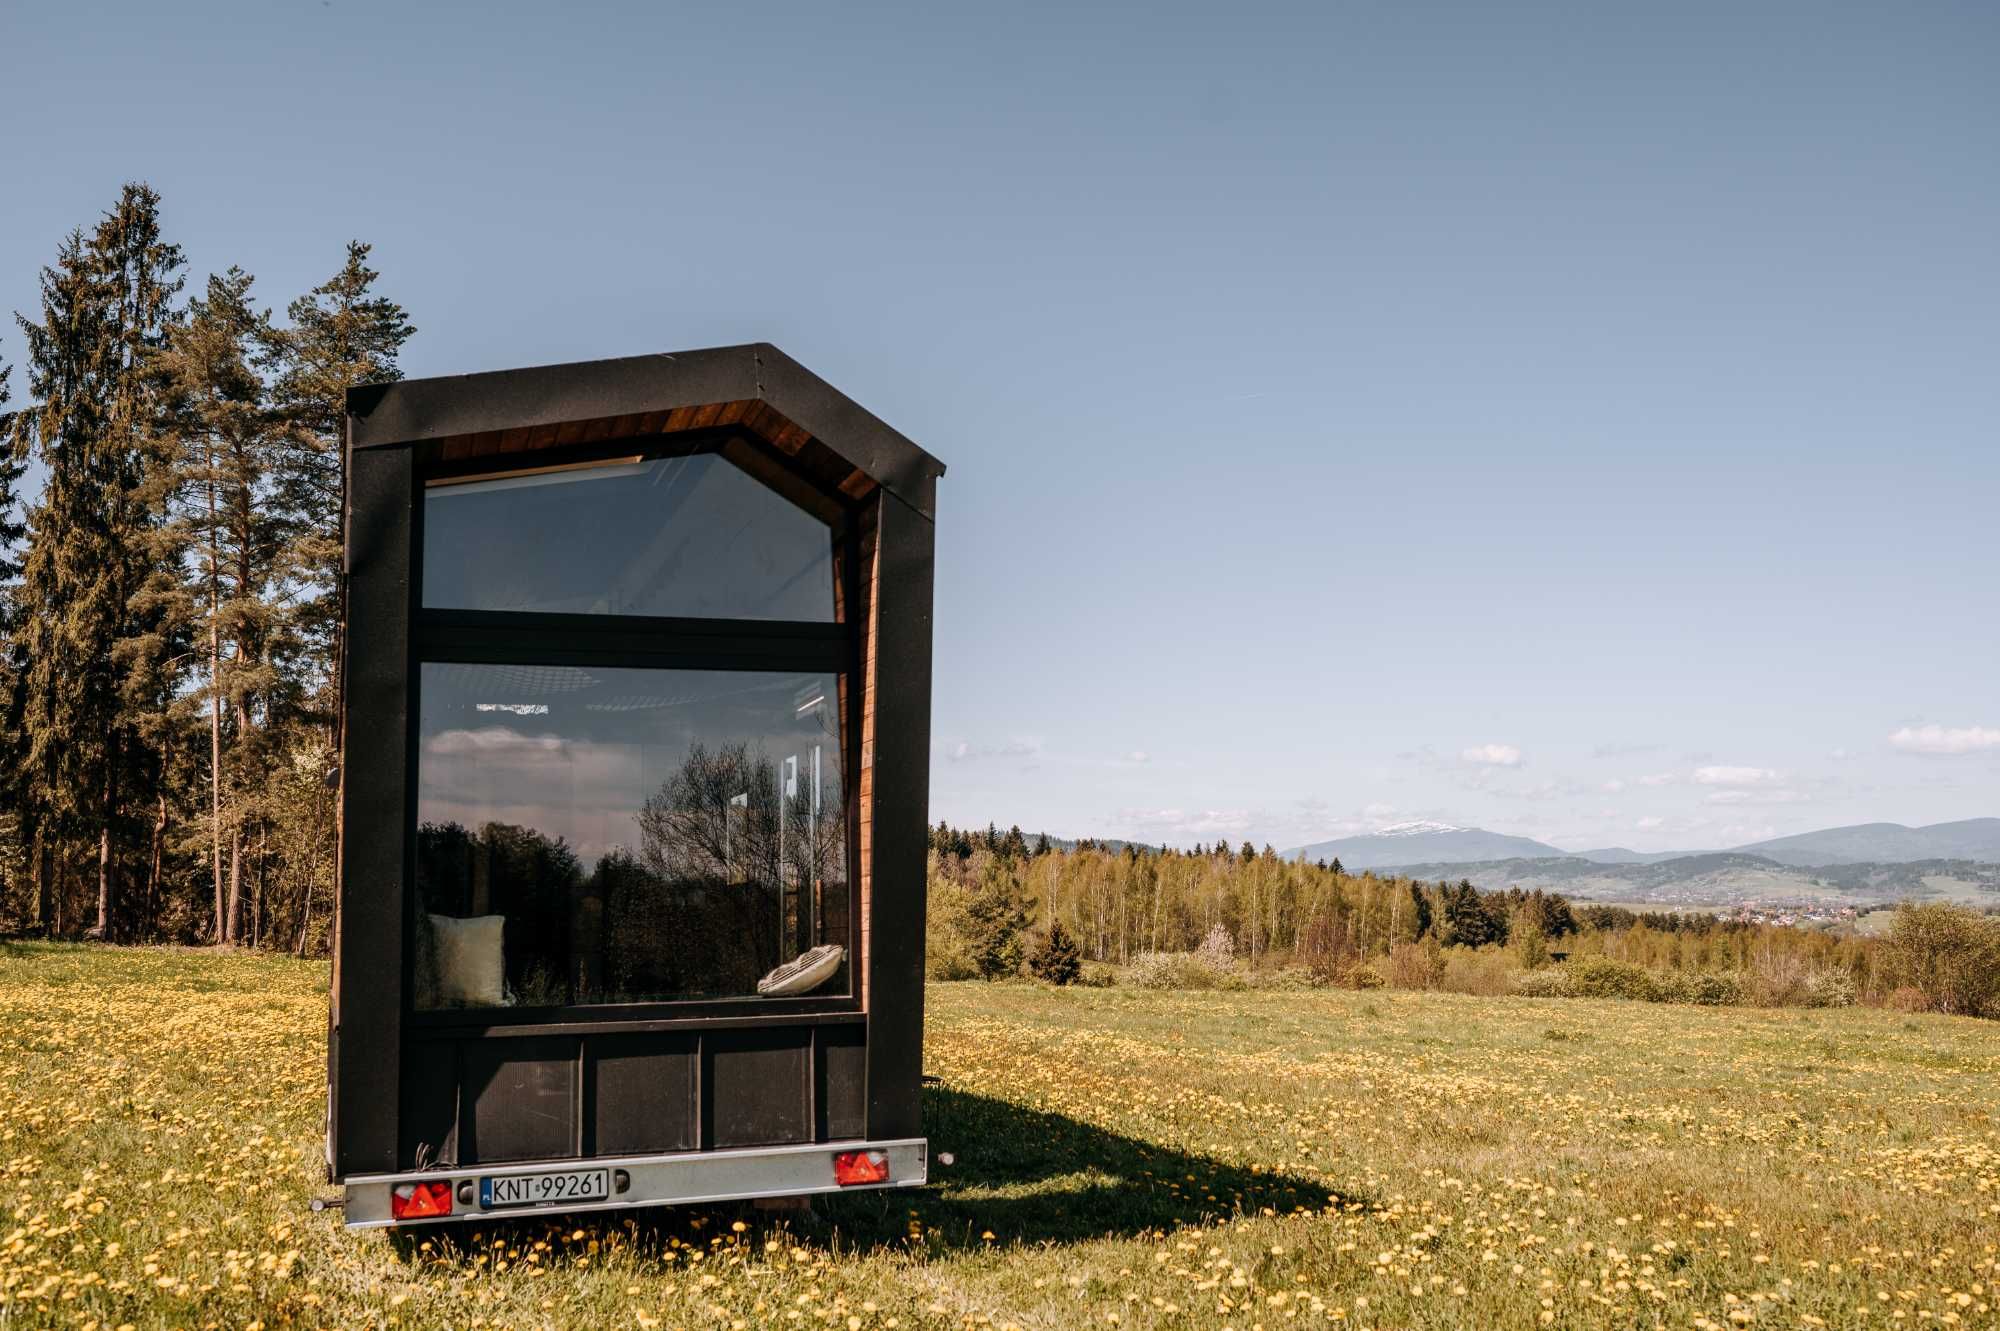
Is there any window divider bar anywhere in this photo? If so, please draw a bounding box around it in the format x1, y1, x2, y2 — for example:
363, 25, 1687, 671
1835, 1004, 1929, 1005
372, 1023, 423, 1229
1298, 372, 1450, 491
415, 611, 848, 673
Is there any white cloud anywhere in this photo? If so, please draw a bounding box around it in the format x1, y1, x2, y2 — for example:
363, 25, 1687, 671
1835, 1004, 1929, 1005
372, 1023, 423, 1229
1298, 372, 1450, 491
1116, 807, 1254, 839
943, 736, 1044, 763
1705, 788, 1808, 806
1602, 779, 1626, 793
1461, 743, 1524, 768
1888, 724, 2000, 756
1126, 750, 1151, 764
1635, 816, 1664, 830
1637, 772, 1677, 787
1692, 765, 1783, 787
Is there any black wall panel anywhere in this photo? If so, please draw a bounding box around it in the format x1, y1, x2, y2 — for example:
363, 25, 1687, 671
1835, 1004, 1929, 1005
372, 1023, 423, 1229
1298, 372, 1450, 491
398, 1044, 460, 1168
816, 1025, 867, 1140
705, 1029, 811, 1148
464, 1037, 579, 1163
589, 1034, 698, 1156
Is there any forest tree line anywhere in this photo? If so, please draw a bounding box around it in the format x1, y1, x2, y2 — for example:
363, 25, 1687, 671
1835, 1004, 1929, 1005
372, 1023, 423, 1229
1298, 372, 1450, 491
923, 820, 1989, 1008
0, 183, 414, 952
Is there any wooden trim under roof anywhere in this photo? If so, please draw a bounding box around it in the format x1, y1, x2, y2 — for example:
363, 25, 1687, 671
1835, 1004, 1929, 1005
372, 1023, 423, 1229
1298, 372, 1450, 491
426, 399, 881, 511
346, 343, 944, 520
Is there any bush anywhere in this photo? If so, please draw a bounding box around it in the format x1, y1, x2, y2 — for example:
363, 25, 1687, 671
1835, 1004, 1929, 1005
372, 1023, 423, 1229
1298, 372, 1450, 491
1027, 921, 1083, 986
1382, 939, 1447, 990
1439, 946, 1517, 997
925, 872, 981, 980
1562, 957, 1662, 1002
1886, 985, 1931, 1013
1347, 962, 1387, 990
1741, 954, 1857, 1009
1242, 967, 1321, 991
1512, 967, 1573, 999
926, 949, 980, 981
1122, 949, 1242, 990
1654, 970, 1742, 1007
1884, 902, 2000, 1016
1193, 924, 1237, 973
1798, 967, 1857, 1009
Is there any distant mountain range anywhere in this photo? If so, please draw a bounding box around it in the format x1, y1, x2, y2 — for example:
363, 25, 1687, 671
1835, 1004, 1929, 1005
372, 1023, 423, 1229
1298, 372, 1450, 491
1289, 821, 1571, 869
1287, 817, 2000, 872
1379, 854, 2000, 910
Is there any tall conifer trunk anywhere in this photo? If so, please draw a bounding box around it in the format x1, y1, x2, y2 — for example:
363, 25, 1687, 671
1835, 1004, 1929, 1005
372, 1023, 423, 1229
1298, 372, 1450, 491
208, 459, 225, 943
148, 788, 167, 939
95, 752, 116, 938
226, 829, 243, 944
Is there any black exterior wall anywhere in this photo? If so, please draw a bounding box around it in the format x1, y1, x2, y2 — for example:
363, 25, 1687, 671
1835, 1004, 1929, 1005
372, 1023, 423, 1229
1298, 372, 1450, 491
862, 493, 935, 1141
331, 444, 414, 1176
328, 348, 942, 1183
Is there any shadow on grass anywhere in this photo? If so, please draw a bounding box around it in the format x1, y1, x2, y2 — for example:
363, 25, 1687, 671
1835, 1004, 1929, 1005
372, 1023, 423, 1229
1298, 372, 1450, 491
386, 1086, 1354, 1263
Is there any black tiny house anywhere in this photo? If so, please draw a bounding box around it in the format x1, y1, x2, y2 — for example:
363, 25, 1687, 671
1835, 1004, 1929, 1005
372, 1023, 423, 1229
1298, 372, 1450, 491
329, 345, 943, 1227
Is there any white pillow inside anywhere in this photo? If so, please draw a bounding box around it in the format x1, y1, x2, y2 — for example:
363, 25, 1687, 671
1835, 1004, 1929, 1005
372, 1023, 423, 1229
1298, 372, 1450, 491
428, 913, 507, 1008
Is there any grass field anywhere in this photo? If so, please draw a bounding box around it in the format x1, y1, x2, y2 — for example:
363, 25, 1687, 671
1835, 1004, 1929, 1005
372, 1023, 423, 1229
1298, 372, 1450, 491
1, 943, 1996, 1330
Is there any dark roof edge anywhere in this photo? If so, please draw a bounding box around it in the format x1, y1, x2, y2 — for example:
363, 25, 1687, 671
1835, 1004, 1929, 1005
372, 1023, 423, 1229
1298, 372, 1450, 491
345, 343, 944, 518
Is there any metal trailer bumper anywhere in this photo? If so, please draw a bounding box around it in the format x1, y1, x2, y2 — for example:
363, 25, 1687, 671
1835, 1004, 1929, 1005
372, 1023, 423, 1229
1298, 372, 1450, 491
341, 1137, 927, 1230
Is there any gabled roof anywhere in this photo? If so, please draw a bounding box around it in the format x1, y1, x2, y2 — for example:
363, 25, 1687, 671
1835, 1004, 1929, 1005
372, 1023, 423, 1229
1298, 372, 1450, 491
346, 342, 945, 519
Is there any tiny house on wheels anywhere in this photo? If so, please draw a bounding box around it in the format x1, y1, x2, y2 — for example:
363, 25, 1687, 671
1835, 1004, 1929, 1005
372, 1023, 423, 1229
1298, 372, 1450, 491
329, 345, 944, 1229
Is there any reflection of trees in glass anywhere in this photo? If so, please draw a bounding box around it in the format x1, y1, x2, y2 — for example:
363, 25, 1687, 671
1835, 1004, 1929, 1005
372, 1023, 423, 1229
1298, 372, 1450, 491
414, 819, 582, 1008
637, 742, 782, 886
413, 735, 849, 1009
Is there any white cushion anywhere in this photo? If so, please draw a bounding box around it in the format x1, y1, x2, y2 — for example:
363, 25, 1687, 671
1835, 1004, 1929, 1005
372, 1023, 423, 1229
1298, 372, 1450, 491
758, 944, 845, 997
428, 913, 507, 1007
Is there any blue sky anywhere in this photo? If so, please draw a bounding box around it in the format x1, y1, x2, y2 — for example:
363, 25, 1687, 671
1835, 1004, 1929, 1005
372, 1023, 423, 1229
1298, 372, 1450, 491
3, 1, 1995, 853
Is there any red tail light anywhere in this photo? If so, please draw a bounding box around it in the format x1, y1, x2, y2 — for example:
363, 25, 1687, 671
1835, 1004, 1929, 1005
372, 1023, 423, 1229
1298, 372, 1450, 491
832, 1150, 890, 1186
391, 1180, 454, 1220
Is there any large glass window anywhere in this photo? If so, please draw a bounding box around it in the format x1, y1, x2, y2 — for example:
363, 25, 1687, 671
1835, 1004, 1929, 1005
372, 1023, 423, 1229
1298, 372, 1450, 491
413, 663, 849, 1010
423, 452, 839, 621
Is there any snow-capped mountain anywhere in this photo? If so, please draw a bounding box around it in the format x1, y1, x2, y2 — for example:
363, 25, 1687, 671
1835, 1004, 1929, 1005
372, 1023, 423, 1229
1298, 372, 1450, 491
1372, 820, 1465, 837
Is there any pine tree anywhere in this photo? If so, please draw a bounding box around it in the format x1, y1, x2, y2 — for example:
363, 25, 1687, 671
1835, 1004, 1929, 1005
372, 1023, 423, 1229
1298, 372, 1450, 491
154, 268, 285, 942
271, 242, 413, 739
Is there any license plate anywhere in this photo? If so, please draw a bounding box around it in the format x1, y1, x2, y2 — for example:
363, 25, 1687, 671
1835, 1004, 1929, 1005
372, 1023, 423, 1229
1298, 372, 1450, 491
478, 1168, 611, 1210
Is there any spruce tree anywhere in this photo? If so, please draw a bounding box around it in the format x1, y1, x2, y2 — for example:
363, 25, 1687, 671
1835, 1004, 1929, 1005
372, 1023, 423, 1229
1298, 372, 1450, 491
1028, 919, 1083, 985
12, 187, 185, 940
0, 348, 28, 926
0, 352, 24, 583
92, 185, 186, 940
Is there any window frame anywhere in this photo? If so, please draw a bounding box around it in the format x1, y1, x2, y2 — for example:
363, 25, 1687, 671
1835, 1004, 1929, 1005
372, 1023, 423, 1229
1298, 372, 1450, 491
405, 433, 866, 1030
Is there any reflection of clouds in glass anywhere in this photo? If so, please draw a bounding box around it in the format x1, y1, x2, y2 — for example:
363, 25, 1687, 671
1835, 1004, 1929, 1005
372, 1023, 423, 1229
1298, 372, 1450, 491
420, 725, 649, 864
426, 726, 569, 756
418, 667, 844, 878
